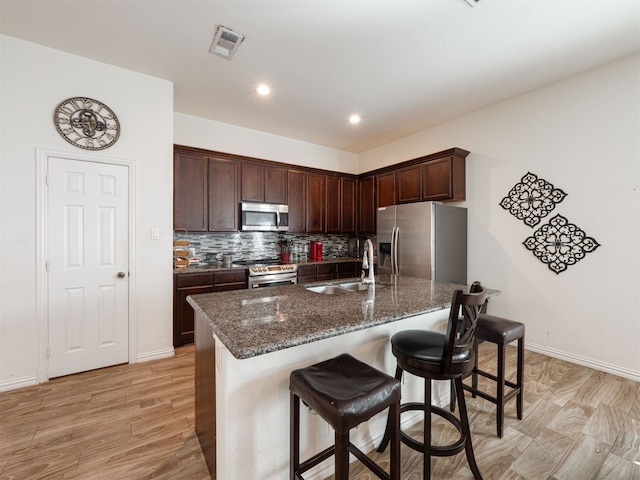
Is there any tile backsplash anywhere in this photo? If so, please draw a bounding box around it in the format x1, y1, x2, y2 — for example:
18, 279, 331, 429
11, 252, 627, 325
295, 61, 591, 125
173, 231, 376, 264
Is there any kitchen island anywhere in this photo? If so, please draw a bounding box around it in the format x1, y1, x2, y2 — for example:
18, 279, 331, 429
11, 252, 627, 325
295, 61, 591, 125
188, 276, 499, 480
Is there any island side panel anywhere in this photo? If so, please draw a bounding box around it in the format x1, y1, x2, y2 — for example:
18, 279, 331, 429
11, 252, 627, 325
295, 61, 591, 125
213, 309, 451, 480
195, 310, 216, 478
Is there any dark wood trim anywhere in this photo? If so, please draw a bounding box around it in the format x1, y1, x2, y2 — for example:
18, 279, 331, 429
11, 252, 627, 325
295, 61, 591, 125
195, 312, 216, 479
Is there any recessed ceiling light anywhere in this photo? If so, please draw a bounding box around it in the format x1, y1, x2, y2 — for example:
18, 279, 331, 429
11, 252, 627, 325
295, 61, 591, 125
256, 84, 270, 96
349, 114, 361, 125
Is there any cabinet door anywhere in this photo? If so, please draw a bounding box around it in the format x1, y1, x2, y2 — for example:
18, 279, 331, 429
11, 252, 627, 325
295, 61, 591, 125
376, 171, 396, 208
174, 151, 208, 231
325, 175, 341, 233
297, 264, 317, 283
422, 156, 465, 201
287, 170, 307, 233
337, 261, 358, 279
175, 283, 213, 346
264, 166, 287, 204
341, 177, 357, 234
306, 173, 325, 233
316, 263, 337, 281
241, 163, 265, 202
396, 165, 422, 204
358, 176, 376, 234
208, 157, 238, 231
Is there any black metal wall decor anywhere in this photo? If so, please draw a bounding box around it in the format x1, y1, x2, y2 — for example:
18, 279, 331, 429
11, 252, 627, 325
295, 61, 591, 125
523, 214, 600, 275
499, 172, 567, 227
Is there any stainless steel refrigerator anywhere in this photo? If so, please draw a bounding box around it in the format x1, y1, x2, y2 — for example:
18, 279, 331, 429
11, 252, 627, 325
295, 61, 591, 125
377, 202, 467, 284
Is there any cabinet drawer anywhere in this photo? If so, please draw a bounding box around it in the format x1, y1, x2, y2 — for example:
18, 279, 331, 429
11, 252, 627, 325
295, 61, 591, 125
214, 270, 247, 284
213, 282, 246, 292
337, 261, 357, 274
297, 264, 317, 276
317, 263, 336, 275
176, 272, 214, 288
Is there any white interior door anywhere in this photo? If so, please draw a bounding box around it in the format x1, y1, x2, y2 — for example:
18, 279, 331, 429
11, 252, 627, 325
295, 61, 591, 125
47, 156, 129, 378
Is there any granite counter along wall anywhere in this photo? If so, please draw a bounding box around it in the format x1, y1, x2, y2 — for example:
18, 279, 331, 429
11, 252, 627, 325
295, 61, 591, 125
173, 231, 377, 265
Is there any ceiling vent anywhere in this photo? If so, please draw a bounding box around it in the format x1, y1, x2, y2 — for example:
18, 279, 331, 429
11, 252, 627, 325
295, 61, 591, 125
209, 26, 245, 60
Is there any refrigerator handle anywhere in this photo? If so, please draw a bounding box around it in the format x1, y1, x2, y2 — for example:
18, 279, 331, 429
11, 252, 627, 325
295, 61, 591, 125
390, 227, 395, 274
393, 226, 400, 275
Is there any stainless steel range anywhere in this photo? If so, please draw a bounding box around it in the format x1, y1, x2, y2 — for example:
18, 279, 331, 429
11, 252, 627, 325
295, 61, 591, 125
234, 259, 298, 288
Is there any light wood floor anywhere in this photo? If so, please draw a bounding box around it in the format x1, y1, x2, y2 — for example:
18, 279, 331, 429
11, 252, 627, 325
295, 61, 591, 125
1, 343, 639, 480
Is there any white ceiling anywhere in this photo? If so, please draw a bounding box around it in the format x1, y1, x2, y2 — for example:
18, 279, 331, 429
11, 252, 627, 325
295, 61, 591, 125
1, 0, 639, 153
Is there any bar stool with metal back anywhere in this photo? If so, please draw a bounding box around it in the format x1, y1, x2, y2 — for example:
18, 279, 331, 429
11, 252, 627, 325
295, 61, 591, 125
377, 284, 488, 480
450, 282, 525, 438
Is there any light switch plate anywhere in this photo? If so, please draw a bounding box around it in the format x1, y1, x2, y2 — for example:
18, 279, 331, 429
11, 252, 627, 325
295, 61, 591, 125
151, 228, 160, 240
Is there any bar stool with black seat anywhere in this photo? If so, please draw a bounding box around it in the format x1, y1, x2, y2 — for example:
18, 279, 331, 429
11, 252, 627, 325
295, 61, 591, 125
289, 353, 401, 480
377, 284, 488, 480
450, 311, 525, 438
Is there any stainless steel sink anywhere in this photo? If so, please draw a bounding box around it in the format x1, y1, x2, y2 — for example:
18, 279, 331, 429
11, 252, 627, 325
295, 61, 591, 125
305, 285, 351, 295
305, 281, 385, 295
335, 281, 370, 292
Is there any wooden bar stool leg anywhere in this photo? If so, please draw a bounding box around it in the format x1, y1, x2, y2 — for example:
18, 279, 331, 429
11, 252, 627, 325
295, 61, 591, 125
290, 393, 300, 480
517, 337, 524, 420
377, 365, 402, 453
335, 430, 350, 480
497, 343, 505, 438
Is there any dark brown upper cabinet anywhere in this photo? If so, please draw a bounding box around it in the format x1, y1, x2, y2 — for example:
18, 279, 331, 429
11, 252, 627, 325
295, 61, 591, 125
174, 145, 468, 235
325, 175, 341, 234
340, 177, 357, 234
241, 162, 287, 204
396, 165, 422, 204
208, 156, 238, 232
376, 171, 396, 208
357, 175, 376, 234
287, 169, 307, 233
241, 163, 264, 202
306, 173, 325, 233
422, 155, 465, 201
174, 150, 208, 231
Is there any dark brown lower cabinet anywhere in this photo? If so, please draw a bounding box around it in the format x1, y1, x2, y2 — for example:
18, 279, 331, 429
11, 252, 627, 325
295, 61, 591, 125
174, 270, 246, 347
297, 261, 360, 283
337, 261, 359, 279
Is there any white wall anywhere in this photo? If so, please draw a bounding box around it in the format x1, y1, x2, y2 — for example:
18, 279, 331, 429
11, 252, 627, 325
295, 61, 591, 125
174, 112, 359, 174
0, 36, 175, 389
360, 53, 640, 379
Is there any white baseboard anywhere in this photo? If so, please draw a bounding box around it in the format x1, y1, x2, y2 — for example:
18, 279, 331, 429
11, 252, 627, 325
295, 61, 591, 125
525, 342, 640, 382
135, 347, 175, 363
0, 375, 38, 392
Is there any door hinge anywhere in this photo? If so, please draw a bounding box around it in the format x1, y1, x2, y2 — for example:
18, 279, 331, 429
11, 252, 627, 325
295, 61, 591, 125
45, 347, 50, 359
45, 173, 49, 185
45, 261, 49, 272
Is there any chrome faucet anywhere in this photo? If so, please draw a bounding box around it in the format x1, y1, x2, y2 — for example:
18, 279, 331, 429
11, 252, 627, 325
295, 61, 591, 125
361, 238, 375, 285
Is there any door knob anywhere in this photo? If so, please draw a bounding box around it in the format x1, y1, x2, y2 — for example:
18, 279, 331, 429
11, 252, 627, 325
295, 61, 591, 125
117, 272, 126, 279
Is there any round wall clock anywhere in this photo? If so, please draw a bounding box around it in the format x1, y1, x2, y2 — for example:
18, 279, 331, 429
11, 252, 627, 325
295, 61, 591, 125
53, 97, 120, 150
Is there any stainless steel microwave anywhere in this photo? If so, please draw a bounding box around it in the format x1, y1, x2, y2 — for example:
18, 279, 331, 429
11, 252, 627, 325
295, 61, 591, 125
241, 202, 289, 232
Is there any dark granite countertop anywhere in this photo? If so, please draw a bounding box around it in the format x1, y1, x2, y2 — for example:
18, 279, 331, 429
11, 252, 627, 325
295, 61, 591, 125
187, 275, 500, 360
174, 256, 362, 274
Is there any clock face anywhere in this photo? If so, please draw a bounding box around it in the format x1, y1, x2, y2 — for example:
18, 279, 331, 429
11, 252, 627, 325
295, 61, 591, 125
53, 97, 120, 150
